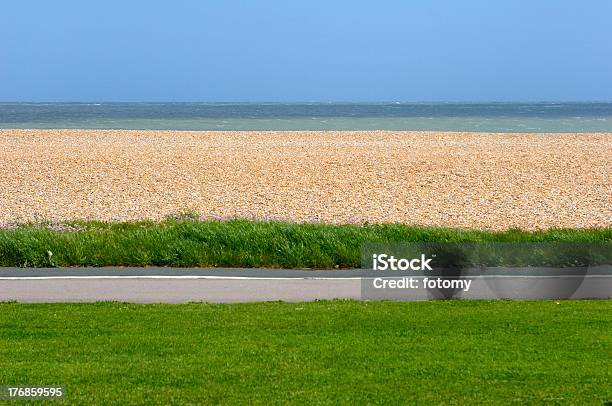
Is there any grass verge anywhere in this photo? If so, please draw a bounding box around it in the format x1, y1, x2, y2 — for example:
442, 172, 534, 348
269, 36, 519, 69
0, 219, 610, 268
0, 300, 610, 404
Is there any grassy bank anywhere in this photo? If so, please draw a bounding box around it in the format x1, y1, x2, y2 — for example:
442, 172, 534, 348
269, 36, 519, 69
0, 300, 610, 404
0, 219, 610, 268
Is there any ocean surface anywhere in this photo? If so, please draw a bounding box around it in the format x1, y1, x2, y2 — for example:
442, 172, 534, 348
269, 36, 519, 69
1, 102, 611, 132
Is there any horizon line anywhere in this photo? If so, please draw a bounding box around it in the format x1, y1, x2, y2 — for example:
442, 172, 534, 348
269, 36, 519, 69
1, 100, 612, 104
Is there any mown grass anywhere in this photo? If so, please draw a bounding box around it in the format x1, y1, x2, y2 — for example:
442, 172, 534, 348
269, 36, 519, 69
0, 300, 610, 404
0, 219, 610, 268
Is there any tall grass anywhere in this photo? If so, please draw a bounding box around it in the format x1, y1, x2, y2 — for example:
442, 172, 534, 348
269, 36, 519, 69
0, 219, 609, 268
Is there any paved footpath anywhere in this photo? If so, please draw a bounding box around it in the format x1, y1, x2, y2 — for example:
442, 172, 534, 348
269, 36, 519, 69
0, 267, 610, 303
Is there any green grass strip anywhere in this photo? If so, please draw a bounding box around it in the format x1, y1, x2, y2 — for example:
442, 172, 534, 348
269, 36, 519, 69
0, 300, 610, 404
0, 219, 610, 268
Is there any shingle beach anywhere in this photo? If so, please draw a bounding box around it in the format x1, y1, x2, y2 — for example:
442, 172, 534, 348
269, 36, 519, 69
1, 129, 610, 230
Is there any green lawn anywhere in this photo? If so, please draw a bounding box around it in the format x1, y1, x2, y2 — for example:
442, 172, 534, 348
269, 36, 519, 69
0, 300, 610, 404
1, 219, 610, 268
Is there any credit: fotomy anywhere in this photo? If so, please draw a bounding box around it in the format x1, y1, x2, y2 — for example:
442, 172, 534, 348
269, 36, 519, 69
372, 277, 472, 292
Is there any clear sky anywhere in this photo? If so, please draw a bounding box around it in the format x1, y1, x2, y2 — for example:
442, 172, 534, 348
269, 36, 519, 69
2, 0, 611, 102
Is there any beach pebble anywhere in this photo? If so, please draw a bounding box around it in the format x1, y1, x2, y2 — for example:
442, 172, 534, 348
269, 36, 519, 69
0, 129, 610, 230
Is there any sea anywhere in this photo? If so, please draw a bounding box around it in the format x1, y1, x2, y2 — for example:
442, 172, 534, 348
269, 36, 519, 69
1, 102, 611, 132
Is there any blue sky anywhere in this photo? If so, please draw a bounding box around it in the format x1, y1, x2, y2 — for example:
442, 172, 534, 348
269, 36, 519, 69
1, 0, 611, 102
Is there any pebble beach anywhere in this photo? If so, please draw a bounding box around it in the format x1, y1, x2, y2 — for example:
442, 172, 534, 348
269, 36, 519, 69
1, 129, 610, 230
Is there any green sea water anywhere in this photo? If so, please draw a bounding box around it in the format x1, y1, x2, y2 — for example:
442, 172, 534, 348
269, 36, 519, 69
1, 102, 611, 132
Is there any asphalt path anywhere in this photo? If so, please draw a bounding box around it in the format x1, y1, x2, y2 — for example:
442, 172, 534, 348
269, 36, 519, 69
1, 267, 610, 303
